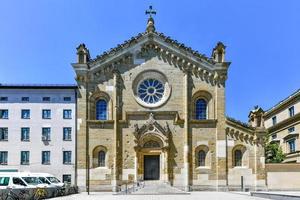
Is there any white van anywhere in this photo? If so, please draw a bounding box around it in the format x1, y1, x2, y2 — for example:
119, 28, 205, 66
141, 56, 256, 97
31, 173, 64, 187
0, 173, 36, 189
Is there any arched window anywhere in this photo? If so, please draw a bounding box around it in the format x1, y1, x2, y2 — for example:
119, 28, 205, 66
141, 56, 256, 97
195, 99, 207, 120
96, 99, 107, 120
234, 150, 242, 167
98, 150, 106, 167
198, 150, 206, 166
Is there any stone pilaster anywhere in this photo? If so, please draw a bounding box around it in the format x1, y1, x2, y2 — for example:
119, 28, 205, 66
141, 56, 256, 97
183, 71, 190, 191
215, 83, 227, 190
112, 71, 121, 192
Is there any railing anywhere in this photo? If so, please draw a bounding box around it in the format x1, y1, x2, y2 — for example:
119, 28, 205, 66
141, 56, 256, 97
118, 180, 145, 194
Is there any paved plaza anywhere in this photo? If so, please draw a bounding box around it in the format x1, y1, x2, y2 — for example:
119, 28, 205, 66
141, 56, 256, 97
53, 192, 269, 200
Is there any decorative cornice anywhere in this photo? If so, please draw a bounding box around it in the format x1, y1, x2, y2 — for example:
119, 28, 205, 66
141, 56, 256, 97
190, 119, 217, 126
226, 116, 254, 131
88, 31, 218, 66
225, 116, 266, 146
87, 120, 114, 124
264, 88, 300, 118
283, 133, 299, 141
82, 32, 230, 85
124, 111, 184, 125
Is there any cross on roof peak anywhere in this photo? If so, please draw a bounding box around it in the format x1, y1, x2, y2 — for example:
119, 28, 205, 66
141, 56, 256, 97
145, 5, 156, 18
145, 6, 156, 33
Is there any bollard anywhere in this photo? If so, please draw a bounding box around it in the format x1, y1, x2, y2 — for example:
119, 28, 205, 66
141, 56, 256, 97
241, 176, 244, 191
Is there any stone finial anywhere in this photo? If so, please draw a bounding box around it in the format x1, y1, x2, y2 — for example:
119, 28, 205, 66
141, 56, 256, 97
248, 106, 265, 128
145, 6, 156, 33
212, 42, 226, 63
146, 17, 155, 33
76, 43, 90, 64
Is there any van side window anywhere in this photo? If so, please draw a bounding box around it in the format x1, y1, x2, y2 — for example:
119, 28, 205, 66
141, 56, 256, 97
0, 177, 9, 186
39, 177, 50, 184
12, 177, 26, 186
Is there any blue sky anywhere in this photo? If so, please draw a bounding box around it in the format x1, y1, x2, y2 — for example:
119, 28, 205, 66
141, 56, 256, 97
0, 0, 299, 122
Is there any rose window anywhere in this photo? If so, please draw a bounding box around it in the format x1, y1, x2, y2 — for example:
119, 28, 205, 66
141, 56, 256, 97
138, 79, 165, 104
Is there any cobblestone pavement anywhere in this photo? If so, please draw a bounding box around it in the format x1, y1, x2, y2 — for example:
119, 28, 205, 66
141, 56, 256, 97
52, 192, 269, 200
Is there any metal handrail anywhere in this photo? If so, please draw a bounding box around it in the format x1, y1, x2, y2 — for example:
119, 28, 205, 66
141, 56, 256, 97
119, 180, 145, 194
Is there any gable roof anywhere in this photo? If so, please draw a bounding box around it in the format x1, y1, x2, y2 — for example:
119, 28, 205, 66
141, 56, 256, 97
88, 31, 216, 66
73, 17, 230, 86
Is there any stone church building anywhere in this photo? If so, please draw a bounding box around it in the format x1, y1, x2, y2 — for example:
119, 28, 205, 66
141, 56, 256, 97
72, 14, 267, 192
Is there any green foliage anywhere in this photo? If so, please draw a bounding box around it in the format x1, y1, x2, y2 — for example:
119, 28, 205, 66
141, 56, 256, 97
265, 142, 285, 163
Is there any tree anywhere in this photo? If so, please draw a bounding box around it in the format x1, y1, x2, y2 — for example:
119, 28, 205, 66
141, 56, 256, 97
265, 142, 285, 163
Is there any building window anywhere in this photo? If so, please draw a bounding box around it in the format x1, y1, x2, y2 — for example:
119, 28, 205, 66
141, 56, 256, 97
289, 106, 295, 117
98, 151, 106, 167
42, 151, 50, 165
288, 139, 296, 153
42, 109, 51, 119
63, 151, 72, 164
42, 128, 51, 141
271, 133, 277, 140
234, 150, 242, 167
96, 100, 107, 120
0, 151, 8, 165
21, 109, 30, 119
62, 174, 71, 183
272, 116, 277, 126
21, 97, 29, 102
0, 110, 8, 119
288, 127, 295, 133
0, 128, 8, 141
198, 150, 206, 167
0, 97, 8, 101
63, 97, 71, 101
195, 99, 207, 120
20, 151, 29, 165
21, 128, 30, 141
42, 97, 51, 102
63, 127, 72, 141
63, 109, 72, 119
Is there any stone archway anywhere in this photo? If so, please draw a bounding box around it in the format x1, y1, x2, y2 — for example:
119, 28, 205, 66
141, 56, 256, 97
132, 113, 170, 182
135, 133, 169, 182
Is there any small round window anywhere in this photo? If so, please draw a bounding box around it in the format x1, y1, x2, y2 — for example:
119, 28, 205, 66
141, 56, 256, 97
138, 79, 164, 104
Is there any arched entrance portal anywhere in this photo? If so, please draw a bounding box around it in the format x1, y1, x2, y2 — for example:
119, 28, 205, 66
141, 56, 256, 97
134, 133, 169, 182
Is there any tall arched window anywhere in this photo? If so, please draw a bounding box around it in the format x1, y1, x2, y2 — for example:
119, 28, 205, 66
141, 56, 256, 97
198, 150, 206, 166
195, 99, 207, 120
96, 99, 107, 120
234, 150, 242, 167
98, 150, 106, 167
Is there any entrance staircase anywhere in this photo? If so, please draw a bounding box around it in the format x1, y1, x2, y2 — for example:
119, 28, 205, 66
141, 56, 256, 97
130, 181, 189, 195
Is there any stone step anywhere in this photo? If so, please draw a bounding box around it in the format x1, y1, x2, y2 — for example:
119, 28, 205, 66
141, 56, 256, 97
131, 181, 189, 195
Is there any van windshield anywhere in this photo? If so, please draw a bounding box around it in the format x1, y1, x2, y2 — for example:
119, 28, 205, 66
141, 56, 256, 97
22, 177, 42, 185
0, 177, 9, 186
46, 177, 60, 183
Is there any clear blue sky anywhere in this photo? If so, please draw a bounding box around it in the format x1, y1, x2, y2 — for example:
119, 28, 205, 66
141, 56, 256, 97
0, 0, 299, 122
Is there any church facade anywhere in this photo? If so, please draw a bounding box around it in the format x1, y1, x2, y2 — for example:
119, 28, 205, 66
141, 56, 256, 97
72, 16, 267, 192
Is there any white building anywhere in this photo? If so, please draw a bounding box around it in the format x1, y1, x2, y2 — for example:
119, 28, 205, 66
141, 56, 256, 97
0, 84, 77, 184
264, 89, 300, 163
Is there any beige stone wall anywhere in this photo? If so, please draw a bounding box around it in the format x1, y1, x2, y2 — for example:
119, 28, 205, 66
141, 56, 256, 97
266, 164, 300, 190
